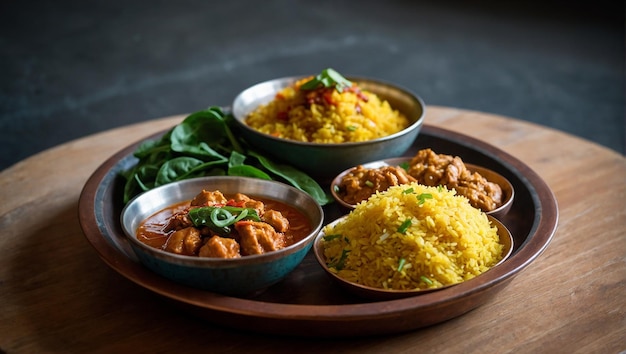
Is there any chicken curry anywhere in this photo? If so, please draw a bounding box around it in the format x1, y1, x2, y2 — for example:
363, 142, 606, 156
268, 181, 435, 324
136, 189, 312, 258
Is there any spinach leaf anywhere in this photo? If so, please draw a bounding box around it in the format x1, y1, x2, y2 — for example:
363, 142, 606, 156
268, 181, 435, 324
227, 150, 272, 179
155, 156, 206, 186
249, 150, 332, 205
227, 150, 247, 168
170, 109, 230, 159
133, 130, 172, 159
228, 165, 272, 180
123, 163, 161, 203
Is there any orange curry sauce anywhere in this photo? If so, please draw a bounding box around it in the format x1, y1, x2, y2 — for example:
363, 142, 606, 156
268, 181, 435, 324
136, 196, 312, 251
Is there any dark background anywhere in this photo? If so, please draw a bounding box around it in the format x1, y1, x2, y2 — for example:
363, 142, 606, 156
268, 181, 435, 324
1, 0, 624, 171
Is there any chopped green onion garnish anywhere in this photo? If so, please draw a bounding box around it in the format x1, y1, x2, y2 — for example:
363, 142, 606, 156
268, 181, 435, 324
399, 162, 410, 171
398, 219, 412, 234
329, 249, 350, 270
346, 125, 357, 131
232, 208, 249, 223
420, 275, 433, 285
323, 234, 342, 241
188, 206, 261, 235
437, 185, 444, 192
402, 187, 414, 194
397, 258, 406, 272
417, 193, 433, 205
210, 207, 235, 228
365, 180, 374, 188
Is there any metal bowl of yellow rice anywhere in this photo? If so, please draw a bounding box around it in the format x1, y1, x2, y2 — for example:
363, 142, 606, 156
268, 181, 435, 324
231, 75, 426, 180
313, 182, 514, 300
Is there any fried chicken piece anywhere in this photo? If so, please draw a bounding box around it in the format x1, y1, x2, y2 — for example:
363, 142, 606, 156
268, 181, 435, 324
234, 221, 286, 256
233, 193, 265, 216
164, 227, 202, 256
163, 209, 193, 232
338, 165, 416, 205
408, 148, 503, 211
263, 210, 290, 232
190, 190, 228, 207
455, 171, 503, 211
198, 235, 241, 258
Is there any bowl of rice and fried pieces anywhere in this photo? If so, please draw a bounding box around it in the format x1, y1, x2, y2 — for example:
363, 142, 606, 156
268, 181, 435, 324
313, 182, 513, 300
231, 68, 425, 180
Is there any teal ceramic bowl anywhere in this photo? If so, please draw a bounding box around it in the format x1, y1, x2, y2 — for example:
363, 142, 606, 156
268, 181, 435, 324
120, 176, 324, 296
231, 76, 426, 180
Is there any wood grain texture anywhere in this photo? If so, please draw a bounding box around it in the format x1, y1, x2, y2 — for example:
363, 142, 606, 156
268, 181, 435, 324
1, 106, 624, 353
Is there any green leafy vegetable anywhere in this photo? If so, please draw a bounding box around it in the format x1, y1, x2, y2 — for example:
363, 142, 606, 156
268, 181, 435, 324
249, 151, 332, 205
155, 156, 218, 186
323, 234, 342, 241
328, 249, 350, 270
399, 162, 410, 171
227, 151, 272, 179
120, 107, 331, 205
300, 68, 353, 93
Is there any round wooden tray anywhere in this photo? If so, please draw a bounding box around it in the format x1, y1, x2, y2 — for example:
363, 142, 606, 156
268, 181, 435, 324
78, 124, 558, 337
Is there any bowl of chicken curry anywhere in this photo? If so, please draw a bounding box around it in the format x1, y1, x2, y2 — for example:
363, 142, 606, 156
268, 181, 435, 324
120, 176, 324, 296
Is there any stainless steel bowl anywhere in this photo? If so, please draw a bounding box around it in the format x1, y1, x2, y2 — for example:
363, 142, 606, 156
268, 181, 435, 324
120, 176, 324, 296
231, 76, 426, 181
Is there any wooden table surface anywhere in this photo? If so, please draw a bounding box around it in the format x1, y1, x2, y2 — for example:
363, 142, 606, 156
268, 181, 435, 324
1, 106, 624, 353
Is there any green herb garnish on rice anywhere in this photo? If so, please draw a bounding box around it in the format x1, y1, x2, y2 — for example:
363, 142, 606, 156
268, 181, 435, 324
417, 193, 433, 204
323, 234, 342, 241
300, 68, 353, 93
397, 219, 412, 234
329, 249, 350, 270
397, 258, 407, 272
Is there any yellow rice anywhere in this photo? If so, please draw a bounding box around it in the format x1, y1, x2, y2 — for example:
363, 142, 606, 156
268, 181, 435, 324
244, 78, 410, 143
321, 182, 504, 290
